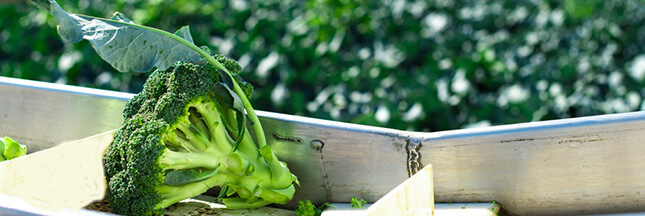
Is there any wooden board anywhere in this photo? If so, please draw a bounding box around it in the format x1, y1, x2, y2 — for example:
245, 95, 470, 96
0, 130, 115, 211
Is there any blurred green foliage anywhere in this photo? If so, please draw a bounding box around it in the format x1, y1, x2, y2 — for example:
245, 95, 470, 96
1, 0, 644, 132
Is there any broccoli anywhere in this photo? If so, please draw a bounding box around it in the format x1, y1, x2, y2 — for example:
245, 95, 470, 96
295, 200, 332, 216
30, 1, 296, 214
0, 137, 27, 161
103, 56, 299, 215
350, 197, 367, 208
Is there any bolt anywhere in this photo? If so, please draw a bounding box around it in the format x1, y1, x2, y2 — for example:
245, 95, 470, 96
310, 140, 324, 151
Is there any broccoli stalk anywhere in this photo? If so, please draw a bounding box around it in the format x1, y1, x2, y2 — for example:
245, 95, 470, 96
153, 99, 294, 209
103, 59, 298, 215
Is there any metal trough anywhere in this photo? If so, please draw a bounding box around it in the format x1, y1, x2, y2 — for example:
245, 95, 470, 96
1, 76, 644, 215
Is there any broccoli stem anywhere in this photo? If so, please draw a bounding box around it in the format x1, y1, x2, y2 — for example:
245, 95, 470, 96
158, 148, 220, 171
188, 108, 210, 140
213, 102, 261, 160
235, 127, 259, 160
198, 53, 268, 149
232, 82, 268, 148
176, 122, 210, 151
260, 146, 293, 189
165, 131, 198, 152
221, 197, 270, 209
156, 174, 228, 209
190, 102, 237, 154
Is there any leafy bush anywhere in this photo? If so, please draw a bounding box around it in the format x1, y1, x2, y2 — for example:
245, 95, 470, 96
2, 0, 644, 131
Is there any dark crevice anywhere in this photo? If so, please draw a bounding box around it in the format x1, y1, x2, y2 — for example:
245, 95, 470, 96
175, 128, 187, 140
188, 106, 211, 140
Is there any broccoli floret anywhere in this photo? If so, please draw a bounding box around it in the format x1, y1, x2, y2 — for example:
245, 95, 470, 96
295, 200, 332, 216
350, 197, 367, 208
104, 56, 298, 215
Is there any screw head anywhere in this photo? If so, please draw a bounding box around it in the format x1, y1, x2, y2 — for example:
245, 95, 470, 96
310, 140, 324, 151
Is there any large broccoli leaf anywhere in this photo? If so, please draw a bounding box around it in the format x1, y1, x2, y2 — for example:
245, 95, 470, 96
31, 0, 200, 72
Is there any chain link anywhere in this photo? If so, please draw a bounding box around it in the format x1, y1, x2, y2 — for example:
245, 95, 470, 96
407, 140, 422, 177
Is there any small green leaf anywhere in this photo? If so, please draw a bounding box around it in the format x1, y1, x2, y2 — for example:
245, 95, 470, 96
173, 26, 196, 44
350, 197, 367, 209
213, 81, 243, 111
291, 173, 300, 186
163, 167, 219, 186
218, 185, 229, 201
234, 74, 254, 99
213, 82, 246, 151
316, 202, 333, 215
246, 163, 255, 175
0, 139, 6, 162
3, 137, 27, 160
260, 145, 274, 162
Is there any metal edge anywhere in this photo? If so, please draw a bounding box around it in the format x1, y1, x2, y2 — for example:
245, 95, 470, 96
418, 111, 645, 141
416, 111, 645, 215
0, 76, 134, 101
0, 75, 412, 140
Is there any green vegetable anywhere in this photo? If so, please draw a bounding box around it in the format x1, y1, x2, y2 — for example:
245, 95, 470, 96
350, 197, 367, 209
32, 0, 268, 150
102, 60, 297, 215
30, 0, 200, 73
0, 137, 27, 161
295, 200, 332, 216
32, 0, 298, 215
0, 139, 5, 161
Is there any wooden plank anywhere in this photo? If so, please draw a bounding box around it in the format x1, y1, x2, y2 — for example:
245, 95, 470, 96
0, 130, 115, 211
364, 164, 434, 216
321, 165, 433, 216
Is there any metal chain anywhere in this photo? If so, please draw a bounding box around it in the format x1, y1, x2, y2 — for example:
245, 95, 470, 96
407, 140, 422, 177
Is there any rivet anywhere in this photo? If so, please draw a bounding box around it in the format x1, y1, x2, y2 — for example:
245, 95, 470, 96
310, 140, 324, 151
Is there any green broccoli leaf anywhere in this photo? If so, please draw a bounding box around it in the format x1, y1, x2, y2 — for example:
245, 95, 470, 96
0, 139, 6, 161
350, 197, 367, 209
2, 137, 27, 160
295, 200, 332, 216
213, 82, 246, 151
31, 0, 200, 72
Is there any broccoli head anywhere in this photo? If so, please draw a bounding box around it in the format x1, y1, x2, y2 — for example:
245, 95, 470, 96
103, 55, 298, 215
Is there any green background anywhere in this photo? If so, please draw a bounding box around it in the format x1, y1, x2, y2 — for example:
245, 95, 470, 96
1, 0, 644, 132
